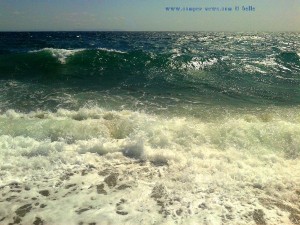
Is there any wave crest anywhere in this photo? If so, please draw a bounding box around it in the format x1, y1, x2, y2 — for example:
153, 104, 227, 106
30, 48, 85, 64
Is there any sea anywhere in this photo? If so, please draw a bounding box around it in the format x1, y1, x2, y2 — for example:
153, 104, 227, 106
0, 32, 300, 225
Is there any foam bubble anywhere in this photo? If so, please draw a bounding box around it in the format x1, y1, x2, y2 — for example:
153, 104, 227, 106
0, 107, 300, 224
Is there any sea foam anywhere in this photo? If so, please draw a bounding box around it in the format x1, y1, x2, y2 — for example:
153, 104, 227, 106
0, 107, 300, 224
30, 48, 85, 64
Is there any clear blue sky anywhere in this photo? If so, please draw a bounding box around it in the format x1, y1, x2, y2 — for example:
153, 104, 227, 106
0, 0, 299, 31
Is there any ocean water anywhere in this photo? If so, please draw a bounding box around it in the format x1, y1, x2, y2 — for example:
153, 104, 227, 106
0, 32, 300, 225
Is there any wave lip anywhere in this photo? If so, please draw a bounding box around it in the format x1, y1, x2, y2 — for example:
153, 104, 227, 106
29, 47, 126, 64
29, 48, 86, 64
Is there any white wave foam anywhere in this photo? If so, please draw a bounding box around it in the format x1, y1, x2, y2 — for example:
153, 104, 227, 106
235, 35, 265, 41
254, 57, 278, 67
183, 57, 218, 70
1, 107, 300, 224
30, 47, 126, 64
97, 47, 126, 54
30, 48, 85, 64
244, 64, 267, 74
1, 107, 300, 157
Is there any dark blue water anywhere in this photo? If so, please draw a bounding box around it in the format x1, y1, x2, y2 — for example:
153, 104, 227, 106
0, 32, 300, 113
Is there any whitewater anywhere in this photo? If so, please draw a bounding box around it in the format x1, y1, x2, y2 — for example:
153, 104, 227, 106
0, 32, 300, 225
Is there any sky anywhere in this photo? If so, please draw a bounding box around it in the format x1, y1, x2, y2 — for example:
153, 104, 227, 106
0, 0, 299, 31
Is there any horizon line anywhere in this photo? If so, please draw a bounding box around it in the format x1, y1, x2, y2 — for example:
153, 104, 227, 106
0, 30, 300, 33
